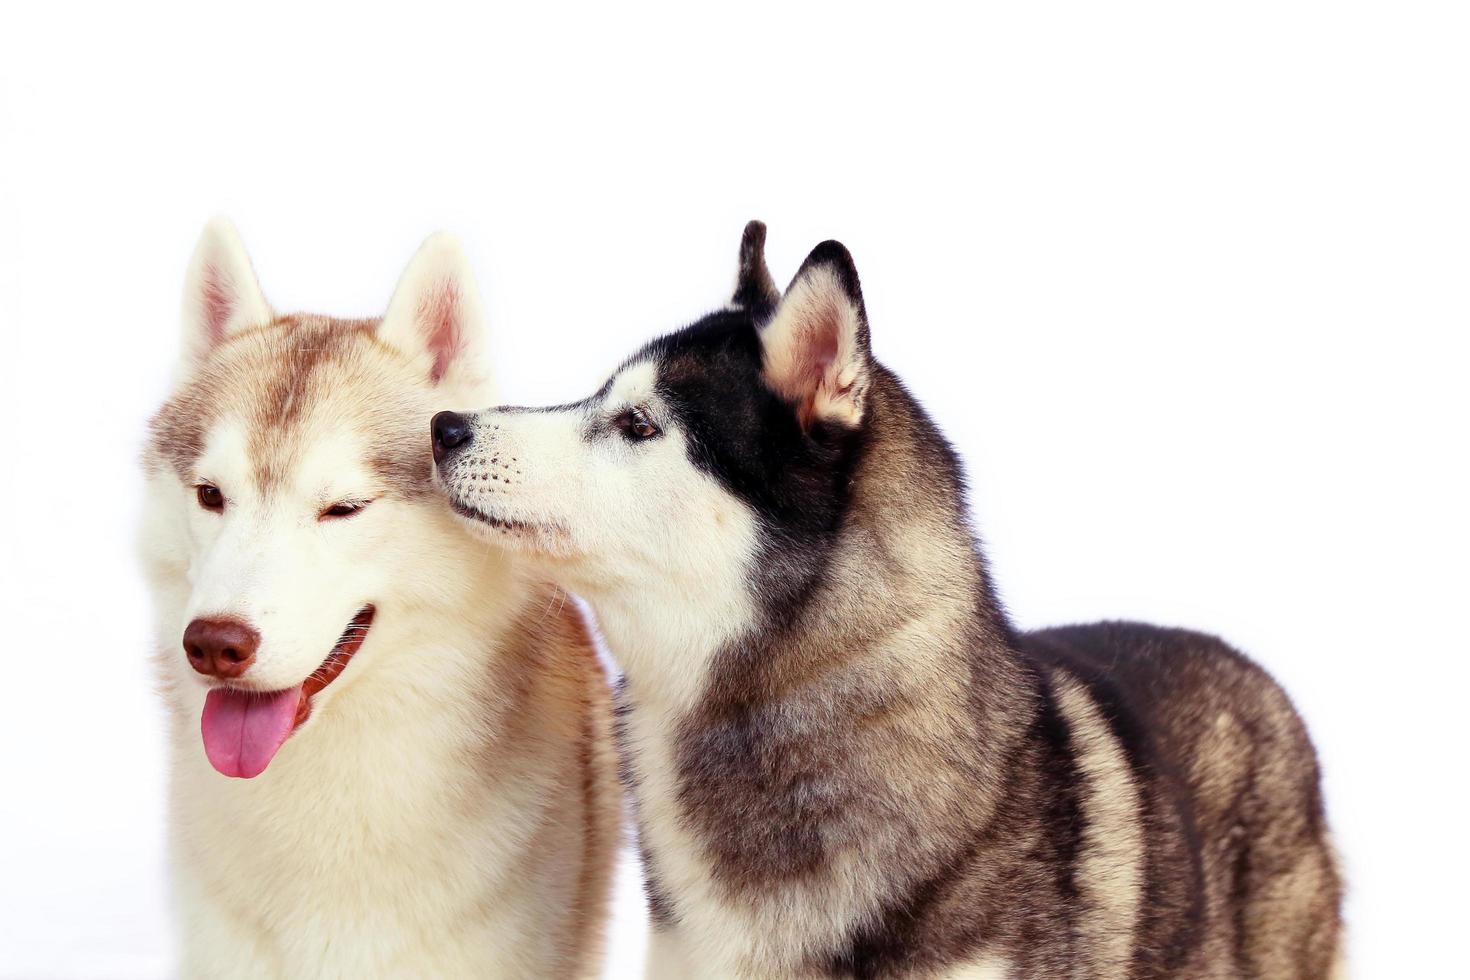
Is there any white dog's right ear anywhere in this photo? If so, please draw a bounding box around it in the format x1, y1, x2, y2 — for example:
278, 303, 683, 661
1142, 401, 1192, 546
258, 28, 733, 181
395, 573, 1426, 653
180, 217, 272, 371
377, 232, 491, 392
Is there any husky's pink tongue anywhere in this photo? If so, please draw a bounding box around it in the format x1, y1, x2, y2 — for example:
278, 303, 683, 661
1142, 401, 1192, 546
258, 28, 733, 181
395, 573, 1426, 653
201, 686, 302, 778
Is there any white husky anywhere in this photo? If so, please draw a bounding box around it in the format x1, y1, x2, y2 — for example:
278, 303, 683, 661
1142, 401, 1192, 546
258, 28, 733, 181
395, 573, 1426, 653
139, 219, 619, 979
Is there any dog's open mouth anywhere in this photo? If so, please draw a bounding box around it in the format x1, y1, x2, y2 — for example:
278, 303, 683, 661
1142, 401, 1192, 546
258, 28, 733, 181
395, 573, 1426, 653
296, 605, 376, 727
199, 605, 375, 779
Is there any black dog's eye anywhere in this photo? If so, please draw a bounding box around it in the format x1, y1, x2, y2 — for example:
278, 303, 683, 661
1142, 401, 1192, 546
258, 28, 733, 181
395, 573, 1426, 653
196, 484, 224, 512
615, 407, 661, 441
320, 500, 371, 521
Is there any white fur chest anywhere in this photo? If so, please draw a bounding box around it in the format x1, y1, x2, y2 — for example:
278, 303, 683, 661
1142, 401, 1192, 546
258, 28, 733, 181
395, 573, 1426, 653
624, 705, 758, 977
166, 664, 552, 979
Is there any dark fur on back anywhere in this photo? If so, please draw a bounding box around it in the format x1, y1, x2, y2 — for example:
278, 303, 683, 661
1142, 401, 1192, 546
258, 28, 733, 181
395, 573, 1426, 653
618, 229, 1343, 978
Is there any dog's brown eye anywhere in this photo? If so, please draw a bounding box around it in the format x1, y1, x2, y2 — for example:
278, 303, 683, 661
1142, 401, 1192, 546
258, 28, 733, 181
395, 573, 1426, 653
320, 501, 369, 521
196, 484, 224, 512
616, 408, 660, 441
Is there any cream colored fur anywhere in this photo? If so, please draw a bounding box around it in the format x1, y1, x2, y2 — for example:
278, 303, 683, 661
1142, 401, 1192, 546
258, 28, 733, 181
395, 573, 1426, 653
141, 220, 616, 979
1054, 676, 1146, 978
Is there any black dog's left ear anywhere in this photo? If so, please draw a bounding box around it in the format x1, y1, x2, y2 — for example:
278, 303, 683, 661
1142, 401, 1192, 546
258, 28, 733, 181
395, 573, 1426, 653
759, 240, 871, 429
731, 220, 780, 319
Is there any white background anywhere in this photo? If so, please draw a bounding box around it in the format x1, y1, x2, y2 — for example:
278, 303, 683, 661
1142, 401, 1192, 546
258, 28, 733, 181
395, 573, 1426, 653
2, 3, 1466, 977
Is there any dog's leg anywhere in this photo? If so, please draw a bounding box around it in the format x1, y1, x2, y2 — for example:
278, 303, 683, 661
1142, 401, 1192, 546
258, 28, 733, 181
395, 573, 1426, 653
1233, 783, 1345, 978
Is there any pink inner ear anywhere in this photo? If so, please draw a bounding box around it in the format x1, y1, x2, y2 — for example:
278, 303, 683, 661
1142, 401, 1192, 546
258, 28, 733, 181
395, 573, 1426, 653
794, 304, 840, 387
781, 303, 841, 427
200, 264, 234, 346
419, 279, 464, 383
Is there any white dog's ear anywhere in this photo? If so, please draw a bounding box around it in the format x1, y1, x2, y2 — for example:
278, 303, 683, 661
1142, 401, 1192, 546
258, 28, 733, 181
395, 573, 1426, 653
377, 232, 490, 390
760, 240, 872, 429
180, 217, 272, 371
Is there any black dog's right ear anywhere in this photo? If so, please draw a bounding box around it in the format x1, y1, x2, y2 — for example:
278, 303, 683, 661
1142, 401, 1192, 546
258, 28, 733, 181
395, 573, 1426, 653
758, 239, 872, 430
731, 220, 780, 319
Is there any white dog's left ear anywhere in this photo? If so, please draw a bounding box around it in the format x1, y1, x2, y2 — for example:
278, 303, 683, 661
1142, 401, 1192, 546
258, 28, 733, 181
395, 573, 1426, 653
378, 233, 490, 389
760, 240, 872, 429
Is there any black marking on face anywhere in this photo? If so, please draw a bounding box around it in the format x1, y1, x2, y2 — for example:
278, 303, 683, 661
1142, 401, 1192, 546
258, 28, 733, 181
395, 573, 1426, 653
622, 310, 865, 615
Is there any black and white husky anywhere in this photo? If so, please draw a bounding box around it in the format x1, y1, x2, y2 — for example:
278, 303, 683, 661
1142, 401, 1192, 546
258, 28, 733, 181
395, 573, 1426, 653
433, 222, 1345, 979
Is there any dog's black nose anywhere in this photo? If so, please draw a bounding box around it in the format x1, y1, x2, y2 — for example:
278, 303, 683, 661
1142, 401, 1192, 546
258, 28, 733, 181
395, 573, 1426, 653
432, 410, 474, 464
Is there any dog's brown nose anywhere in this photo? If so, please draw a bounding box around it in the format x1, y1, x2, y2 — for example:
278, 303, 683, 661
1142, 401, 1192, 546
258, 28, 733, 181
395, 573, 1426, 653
183, 618, 260, 679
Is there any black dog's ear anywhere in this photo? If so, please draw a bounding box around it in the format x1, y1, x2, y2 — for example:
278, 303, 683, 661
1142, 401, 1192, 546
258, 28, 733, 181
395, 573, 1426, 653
731, 220, 780, 319
759, 240, 872, 429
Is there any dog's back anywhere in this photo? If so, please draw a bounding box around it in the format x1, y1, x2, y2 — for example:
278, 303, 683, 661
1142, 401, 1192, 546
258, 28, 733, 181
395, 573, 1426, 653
1022, 622, 1344, 978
